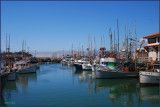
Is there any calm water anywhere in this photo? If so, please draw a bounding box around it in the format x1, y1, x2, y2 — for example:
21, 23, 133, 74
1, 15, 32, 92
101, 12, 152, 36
1, 63, 160, 106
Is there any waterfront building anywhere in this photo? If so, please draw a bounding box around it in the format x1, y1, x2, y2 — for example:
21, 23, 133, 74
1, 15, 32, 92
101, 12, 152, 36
143, 32, 159, 62
133, 47, 148, 63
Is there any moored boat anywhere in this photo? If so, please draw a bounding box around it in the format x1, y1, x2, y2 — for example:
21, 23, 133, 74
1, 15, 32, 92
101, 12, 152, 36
82, 63, 92, 71
139, 64, 159, 85
95, 69, 139, 79
14, 60, 37, 74
74, 58, 89, 70
95, 56, 138, 79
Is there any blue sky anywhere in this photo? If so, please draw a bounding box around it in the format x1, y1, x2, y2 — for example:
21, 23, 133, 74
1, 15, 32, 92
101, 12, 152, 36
1, 1, 159, 56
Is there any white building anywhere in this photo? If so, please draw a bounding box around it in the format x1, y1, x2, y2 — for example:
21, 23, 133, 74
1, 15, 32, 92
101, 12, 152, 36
143, 32, 159, 62
133, 47, 148, 62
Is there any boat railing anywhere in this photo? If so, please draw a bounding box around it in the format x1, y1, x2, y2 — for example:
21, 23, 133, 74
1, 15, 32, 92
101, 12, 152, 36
116, 59, 127, 71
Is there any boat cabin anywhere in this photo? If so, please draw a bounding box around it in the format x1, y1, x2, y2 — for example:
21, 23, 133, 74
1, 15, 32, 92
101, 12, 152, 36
153, 64, 159, 72
14, 60, 30, 69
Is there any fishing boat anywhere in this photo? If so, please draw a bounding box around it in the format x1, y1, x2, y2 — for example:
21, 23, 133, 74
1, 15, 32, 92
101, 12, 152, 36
82, 63, 92, 71
61, 55, 71, 65
92, 57, 107, 71
95, 56, 138, 79
96, 69, 138, 79
139, 32, 160, 85
139, 64, 159, 85
61, 59, 68, 65
68, 58, 75, 66
74, 58, 89, 70
1, 62, 6, 77
14, 60, 37, 74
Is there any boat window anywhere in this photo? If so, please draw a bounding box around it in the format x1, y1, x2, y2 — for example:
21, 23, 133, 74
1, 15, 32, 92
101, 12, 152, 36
158, 37, 160, 42
154, 65, 159, 69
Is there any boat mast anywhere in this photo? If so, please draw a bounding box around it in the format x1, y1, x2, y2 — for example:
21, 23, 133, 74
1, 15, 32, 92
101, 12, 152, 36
109, 28, 113, 53
7, 34, 10, 71
117, 19, 120, 58
82, 45, 84, 56
94, 36, 96, 58
35, 50, 36, 57
27, 47, 30, 53
127, 27, 129, 60
114, 31, 116, 54
6, 33, 7, 53
101, 36, 102, 48
135, 21, 137, 72
103, 35, 105, 48
72, 44, 73, 56
88, 32, 90, 57
63, 50, 64, 57
24, 40, 26, 58
91, 39, 92, 57
22, 40, 24, 58
129, 29, 131, 59
79, 42, 81, 56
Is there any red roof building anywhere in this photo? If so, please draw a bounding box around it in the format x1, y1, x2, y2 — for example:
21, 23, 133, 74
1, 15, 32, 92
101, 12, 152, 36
143, 32, 159, 62
143, 32, 160, 39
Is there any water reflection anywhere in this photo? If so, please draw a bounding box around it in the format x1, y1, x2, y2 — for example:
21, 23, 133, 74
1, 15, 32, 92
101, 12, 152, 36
140, 86, 159, 101
72, 68, 160, 106
1, 64, 160, 106
16, 73, 37, 92
2, 73, 37, 106
73, 69, 93, 82
95, 79, 139, 106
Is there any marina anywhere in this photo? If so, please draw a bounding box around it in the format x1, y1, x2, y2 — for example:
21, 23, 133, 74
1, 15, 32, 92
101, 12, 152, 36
1, 20, 160, 107
1, 1, 160, 107
1, 64, 160, 106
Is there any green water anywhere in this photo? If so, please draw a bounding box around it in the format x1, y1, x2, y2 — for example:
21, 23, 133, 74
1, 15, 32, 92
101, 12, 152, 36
1, 64, 160, 106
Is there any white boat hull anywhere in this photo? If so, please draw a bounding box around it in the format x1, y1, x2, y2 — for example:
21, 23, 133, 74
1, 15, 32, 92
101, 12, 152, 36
82, 64, 92, 70
17, 66, 37, 74
139, 71, 159, 85
68, 62, 74, 66
61, 61, 68, 65
95, 70, 138, 79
